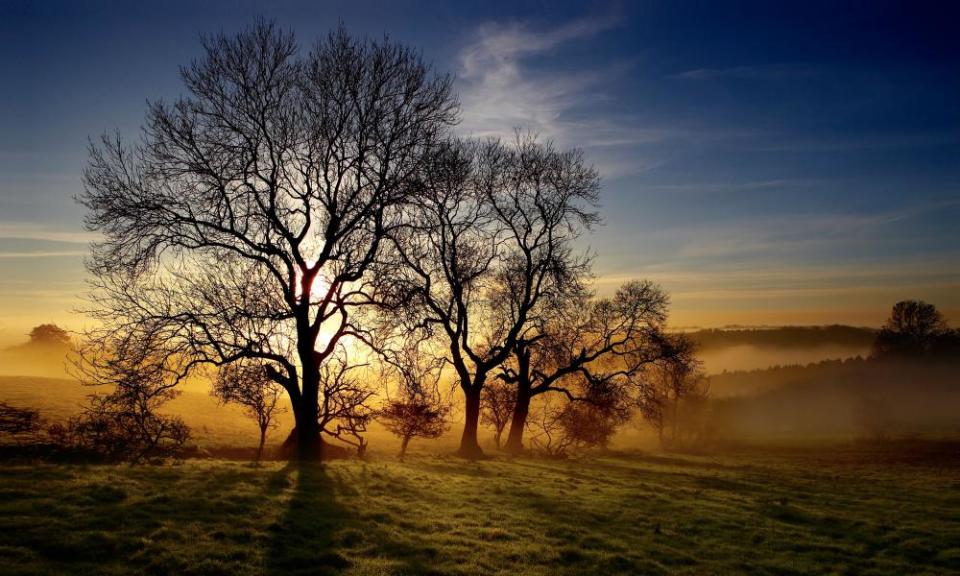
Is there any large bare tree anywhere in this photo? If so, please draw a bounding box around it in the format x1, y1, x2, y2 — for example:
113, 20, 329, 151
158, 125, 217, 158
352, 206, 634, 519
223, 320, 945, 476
79, 21, 457, 459
385, 135, 599, 458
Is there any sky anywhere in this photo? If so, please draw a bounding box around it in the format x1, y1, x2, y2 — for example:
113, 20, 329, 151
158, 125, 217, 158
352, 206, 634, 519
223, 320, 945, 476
0, 0, 958, 343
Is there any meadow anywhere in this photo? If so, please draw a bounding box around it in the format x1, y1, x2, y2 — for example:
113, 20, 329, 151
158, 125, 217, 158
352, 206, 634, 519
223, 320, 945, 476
1, 442, 958, 576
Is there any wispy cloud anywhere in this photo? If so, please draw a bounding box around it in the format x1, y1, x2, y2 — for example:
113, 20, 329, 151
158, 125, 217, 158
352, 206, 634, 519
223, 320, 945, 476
603, 198, 960, 264
456, 13, 678, 178
0, 222, 98, 244
590, 198, 960, 324
0, 251, 87, 259
670, 64, 816, 81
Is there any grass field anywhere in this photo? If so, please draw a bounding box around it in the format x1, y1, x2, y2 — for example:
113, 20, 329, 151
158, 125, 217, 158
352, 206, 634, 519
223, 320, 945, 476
1, 444, 958, 575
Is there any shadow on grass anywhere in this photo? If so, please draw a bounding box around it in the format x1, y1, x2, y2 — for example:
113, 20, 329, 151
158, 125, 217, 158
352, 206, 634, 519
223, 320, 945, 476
265, 462, 445, 576
266, 463, 351, 576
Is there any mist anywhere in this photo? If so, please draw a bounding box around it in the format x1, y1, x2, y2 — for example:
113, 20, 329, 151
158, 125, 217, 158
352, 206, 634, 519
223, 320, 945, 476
698, 343, 870, 376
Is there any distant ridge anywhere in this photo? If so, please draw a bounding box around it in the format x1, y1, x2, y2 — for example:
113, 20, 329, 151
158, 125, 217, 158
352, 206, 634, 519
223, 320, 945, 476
687, 325, 876, 350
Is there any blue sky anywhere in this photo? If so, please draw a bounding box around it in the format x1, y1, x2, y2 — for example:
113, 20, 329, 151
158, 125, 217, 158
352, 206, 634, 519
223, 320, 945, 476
0, 0, 958, 340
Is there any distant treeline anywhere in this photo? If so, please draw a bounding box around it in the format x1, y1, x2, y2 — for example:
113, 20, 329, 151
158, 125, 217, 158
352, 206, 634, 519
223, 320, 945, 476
688, 325, 876, 350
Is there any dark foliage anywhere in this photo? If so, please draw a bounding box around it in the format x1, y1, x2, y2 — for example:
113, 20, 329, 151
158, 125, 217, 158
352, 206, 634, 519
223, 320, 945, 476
27, 324, 71, 347
0, 402, 41, 442
379, 400, 449, 461
689, 325, 875, 350
47, 393, 190, 462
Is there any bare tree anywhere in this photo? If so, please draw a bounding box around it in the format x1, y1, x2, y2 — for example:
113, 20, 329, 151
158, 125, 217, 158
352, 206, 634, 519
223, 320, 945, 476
310, 347, 378, 458
78, 21, 457, 459
499, 280, 677, 454
524, 396, 575, 458
66, 327, 190, 462
386, 134, 599, 458
379, 399, 449, 461
375, 336, 448, 460
480, 380, 515, 449
213, 362, 286, 461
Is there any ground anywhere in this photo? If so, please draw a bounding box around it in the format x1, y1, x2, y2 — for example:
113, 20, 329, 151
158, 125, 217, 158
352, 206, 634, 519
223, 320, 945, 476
0, 443, 958, 575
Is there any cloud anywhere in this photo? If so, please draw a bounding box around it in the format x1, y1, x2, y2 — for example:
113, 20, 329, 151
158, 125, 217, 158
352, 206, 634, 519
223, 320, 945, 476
589, 198, 960, 324
670, 64, 816, 80
456, 13, 678, 178
601, 198, 960, 265
0, 222, 99, 244
0, 250, 87, 259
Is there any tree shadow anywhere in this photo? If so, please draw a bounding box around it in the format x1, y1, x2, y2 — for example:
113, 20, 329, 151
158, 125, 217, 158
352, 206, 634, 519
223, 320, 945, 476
265, 462, 445, 576
265, 463, 352, 576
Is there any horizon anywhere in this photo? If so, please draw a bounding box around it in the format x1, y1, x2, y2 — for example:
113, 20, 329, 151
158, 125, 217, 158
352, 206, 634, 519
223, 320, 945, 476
1, 0, 958, 343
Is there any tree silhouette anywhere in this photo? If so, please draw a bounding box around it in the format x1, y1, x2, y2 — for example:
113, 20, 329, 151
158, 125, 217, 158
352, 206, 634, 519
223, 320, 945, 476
78, 21, 457, 459
498, 280, 679, 454
385, 134, 599, 458
639, 345, 706, 446
872, 300, 952, 359
67, 326, 190, 462
213, 362, 287, 461
375, 336, 448, 460
379, 399, 449, 461
480, 381, 515, 449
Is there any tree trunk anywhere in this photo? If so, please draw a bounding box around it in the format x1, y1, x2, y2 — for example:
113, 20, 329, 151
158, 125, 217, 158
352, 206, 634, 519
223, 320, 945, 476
285, 310, 323, 460
457, 383, 484, 459
257, 425, 267, 462
293, 404, 322, 460
504, 379, 531, 454
285, 365, 322, 460
670, 396, 679, 445
493, 429, 502, 450
399, 435, 410, 461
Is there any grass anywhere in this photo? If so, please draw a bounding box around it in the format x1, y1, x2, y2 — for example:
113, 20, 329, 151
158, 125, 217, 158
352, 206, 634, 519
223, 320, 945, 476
0, 444, 958, 575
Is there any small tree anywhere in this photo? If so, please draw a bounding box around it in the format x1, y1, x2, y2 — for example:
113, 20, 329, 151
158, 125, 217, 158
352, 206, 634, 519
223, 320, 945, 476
640, 349, 707, 447
481, 381, 515, 449
379, 399, 449, 461
69, 325, 191, 462
526, 382, 632, 457
315, 349, 378, 458
213, 363, 287, 461
375, 338, 448, 461
525, 396, 575, 458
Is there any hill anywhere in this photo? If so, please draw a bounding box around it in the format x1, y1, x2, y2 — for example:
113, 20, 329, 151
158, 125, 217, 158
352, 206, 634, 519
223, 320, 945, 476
707, 358, 960, 439
688, 325, 876, 350
686, 326, 875, 374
